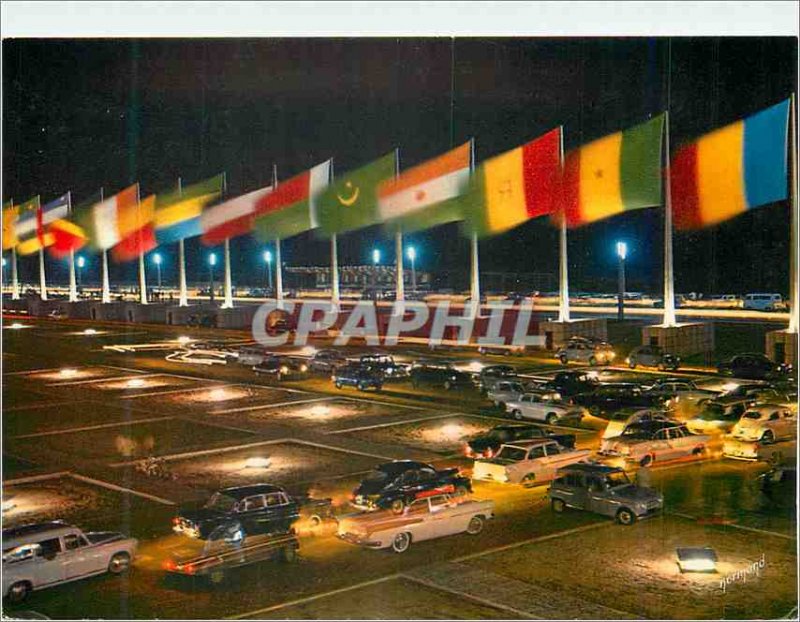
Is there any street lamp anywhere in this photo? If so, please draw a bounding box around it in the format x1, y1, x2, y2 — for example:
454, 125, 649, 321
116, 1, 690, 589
263, 249, 273, 293
76, 255, 86, 290
406, 246, 417, 292
371, 248, 381, 294
208, 252, 217, 304
152, 252, 163, 291
616, 241, 628, 321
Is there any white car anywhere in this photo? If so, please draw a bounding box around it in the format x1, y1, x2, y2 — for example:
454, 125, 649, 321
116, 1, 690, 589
505, 393, 585, 425
729, 404, 797, 444
165, 349, 231, 366
337, 493, 493, 553
2, 521, 138, 603
602, 408, 673, 440
472, 439, 591, 486
600, 421, 710, 467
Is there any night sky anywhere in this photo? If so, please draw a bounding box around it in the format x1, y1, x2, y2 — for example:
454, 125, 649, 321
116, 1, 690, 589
2, 37, 797, 295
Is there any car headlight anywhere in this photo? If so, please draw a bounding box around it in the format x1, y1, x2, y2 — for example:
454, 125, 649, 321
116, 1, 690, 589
300, 364, 308, 372
280, 365, 290, 374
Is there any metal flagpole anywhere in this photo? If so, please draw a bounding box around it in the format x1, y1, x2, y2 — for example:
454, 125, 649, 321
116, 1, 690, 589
38, 249, 47, 301
99, 187, 111, 303
67, 192, 78, 302
272, 164, 284, 308
394, 150, 405, 304
11, 247, 19, 300
788, 92, 798, 333
468, 139, 480, 318
330, 161, 340, 307
222, 238, 233, 308
662, 110, 677, 327
557, 127, 571, 323
177, 177, 188, 307
136, 184, 148, 305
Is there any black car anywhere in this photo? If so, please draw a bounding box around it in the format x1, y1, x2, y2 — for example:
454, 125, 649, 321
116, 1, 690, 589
410, 361, 474, 390
465, 424, 576, 459
332, 364, 383, 391
253, 355, 309, 380
572, 383, 665, 417
549, 371, 601, 397
173, 484, 332, 540
759, 467, 796, 507
351, 460, 472, 513
718, 353, 793, 381
359, 353, 410, 379
477, 365, 518, 390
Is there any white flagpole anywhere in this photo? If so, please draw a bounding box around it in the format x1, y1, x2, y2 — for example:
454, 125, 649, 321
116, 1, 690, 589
136, 185, 148, 305
788, 92, 798, 333
557, 127, 571, 323
11, 246, 19, 300
394, 150, 405, 304
222, 238, 233, 308
99, 187, 111, 303
38, 248, 47, 301
468, 139, 480, 318
67, 192, 77, 302
329, 161, 340, 308
662, 110, 677, 327
177, 177, 188, 307
272, 165, 284, 308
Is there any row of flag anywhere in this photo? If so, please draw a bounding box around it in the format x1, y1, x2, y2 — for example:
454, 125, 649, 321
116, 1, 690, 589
2, 98, 792, 262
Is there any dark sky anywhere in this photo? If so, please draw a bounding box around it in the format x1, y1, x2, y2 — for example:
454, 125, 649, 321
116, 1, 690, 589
2, 37, 797, 294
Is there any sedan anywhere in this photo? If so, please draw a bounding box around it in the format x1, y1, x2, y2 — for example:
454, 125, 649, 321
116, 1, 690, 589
718, 353, 793, 381
599, 421, 709, 467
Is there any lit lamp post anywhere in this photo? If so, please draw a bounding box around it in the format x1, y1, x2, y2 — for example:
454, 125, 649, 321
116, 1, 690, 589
76, 256, 86, 292
263, 249, 273, 293
406, 246, 417, 293
372, 248, 381, 297
153, 252, 163, 292
616, 241, 628, 322
208, 252, 217, 304
1, 256, 6, 290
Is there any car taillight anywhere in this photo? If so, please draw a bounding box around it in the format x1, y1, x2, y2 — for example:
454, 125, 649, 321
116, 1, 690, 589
484, 448, 494, 458
172, 517, 180, 525
183, 564, 195, 575
162, 559, 176, 571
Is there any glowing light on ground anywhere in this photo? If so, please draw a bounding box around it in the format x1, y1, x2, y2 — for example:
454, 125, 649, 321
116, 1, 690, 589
176, 336, 193, 344
180, 386, 253, 403
244, 457, 272, 469
59, 368, 78, 378
309, 405, 332, 417
83, 328, 98, 335
419, 421, 488, 445
6, 322, 28, 330
126, 378, 147, 388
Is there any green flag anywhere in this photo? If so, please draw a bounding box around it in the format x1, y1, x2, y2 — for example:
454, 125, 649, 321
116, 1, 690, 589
316, 151, 397, 236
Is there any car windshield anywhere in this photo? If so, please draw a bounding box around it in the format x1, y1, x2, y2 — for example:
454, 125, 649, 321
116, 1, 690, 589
700, 404, 726, 419
495, 446, 528, 461
363, 470, 389, 482
621, 425, 653, 437
486, 429, 512, 440
743, 411, 763, 420
204, 493, 237, 511
605, 471, 631, 487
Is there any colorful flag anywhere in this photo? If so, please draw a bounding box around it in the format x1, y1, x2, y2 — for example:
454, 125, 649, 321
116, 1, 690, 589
200, 184, 273, 246
15, 197, 51, 255
316, 151, 397, 236
155, 174, 224, 244
560, 115, 665, 228
112, 194, 157, 262
253, 160, 331, 240
671, 99, 790, 229
377, 142, 471, 233
49, 219, 88, 258
2, 200, 18, 250
75, 184, 140, 250
462, 129, 561, 237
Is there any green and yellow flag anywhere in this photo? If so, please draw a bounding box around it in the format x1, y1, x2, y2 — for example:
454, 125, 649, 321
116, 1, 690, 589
2, 200, 18, 250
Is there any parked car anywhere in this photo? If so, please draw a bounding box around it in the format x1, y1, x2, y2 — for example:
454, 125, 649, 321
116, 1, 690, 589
728, 404, 797, 444
685, 397, 750, 435
599, 421, 709, 467
572, 383, 665, 417
359, 353, 410, 379
626, 345, 680, 371
505, 393, 586, 425
486, 380, 528, 410
173, 485, 332, 540
309, 349, 348, 373
338, 493, 494, 553
556, 338, 616, 366
253, 355, 309, 380
549, 371, 600, 397
350, 461, 472, 513
601, 408, 674, 440
332, 364, 383, 391
46, 309, 67, 320
476, 365, 518, 391
758, 466, 796, 505
409, 361, 474, 391
717, 353, 792, 381
465, 424, 576, 459
548, 464, 663, 525
2, 521, 137, 603
237, 346, 272, 367
472, 439, 591, 486
743, 292, 784, 311
722, 437, 797, 462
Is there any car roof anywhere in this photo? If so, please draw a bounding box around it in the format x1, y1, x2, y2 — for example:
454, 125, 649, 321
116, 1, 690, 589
557, 463, 623, 475
502, 439, 557, 449
2, 521, 77, 544
219, 484, 286, 500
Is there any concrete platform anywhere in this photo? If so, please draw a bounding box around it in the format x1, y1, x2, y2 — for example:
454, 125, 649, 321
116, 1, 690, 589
766, 329, 797, 367
538, 317, 608, 350
642, 322, 714, 357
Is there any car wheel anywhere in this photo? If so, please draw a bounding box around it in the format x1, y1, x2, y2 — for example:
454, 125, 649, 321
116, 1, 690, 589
6, 581, 31, 604
357, 382, 367, 391
282, 544, 298, 563
108, 552, 131, 574
616, 508, 636, 525
551, 498, 566, 513
559, 354, 568, 365
521, 473, 536, 488
454, 484, 469, 498
392, 532, 412, 553
209, 569, 226, 585
546, 413, 558, 426
761, 430, 775, 444
335, 381, 342, 389
588, 356, 597, 366
308, 514, 322, 528
672, 364, 680, 371
390, 498, 406, 514
375, 384, 383, 392
692, 446, 706, 457
640, 454, 654, 468
512, 409, 523, 421
466, 515, 485, 535
444, 380, 453, 390
628, 359, 637, 369
589, 405, 601, 417
658, 362, 667, 371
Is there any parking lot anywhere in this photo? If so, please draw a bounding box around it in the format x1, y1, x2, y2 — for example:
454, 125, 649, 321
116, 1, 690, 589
1, 316, 796, 619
